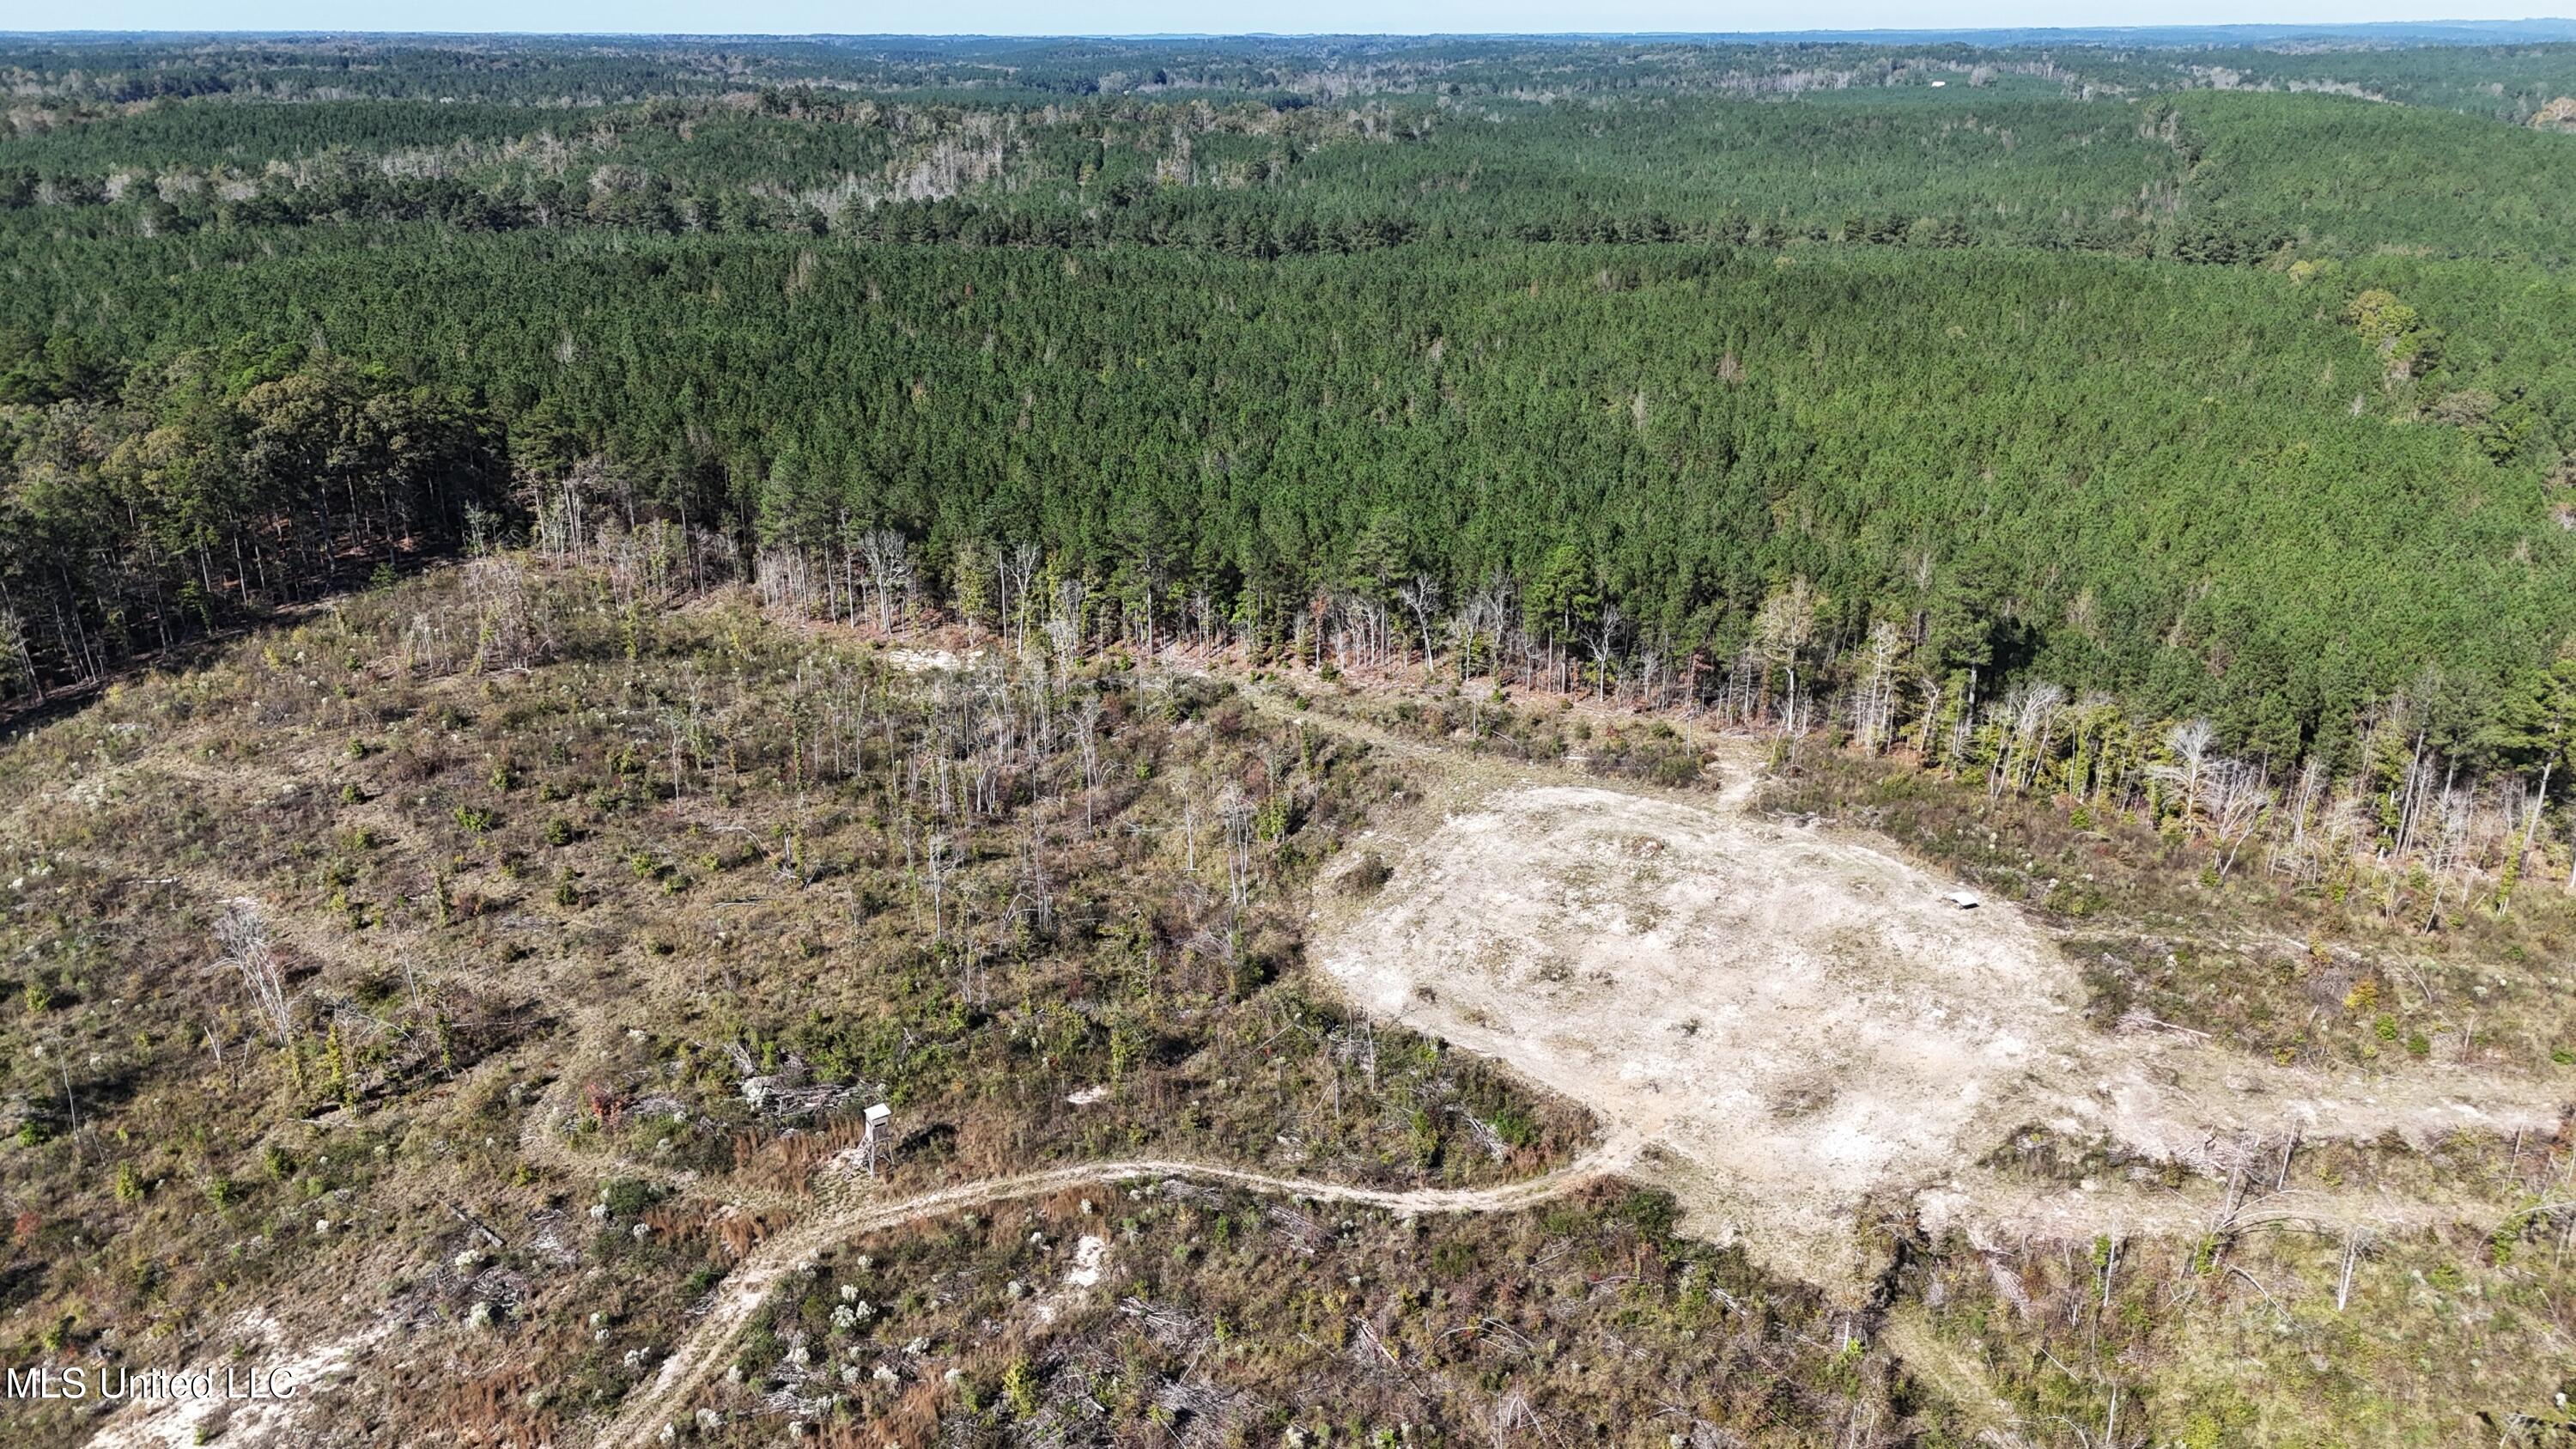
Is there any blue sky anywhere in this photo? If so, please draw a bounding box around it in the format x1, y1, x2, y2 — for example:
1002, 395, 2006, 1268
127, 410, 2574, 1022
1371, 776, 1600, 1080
11, 3, 2557, 38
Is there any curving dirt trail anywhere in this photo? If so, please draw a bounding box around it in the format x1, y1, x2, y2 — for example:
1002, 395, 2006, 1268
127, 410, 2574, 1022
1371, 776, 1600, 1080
588, 1139, 1643, 1449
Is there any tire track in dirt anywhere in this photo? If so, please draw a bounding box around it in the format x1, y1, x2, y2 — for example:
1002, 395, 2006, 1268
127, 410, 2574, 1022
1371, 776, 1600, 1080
588, 1136, 1646, 1449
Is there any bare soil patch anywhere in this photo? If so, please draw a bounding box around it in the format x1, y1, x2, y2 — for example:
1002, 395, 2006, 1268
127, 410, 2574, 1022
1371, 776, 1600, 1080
1314, 779, 2565, 1291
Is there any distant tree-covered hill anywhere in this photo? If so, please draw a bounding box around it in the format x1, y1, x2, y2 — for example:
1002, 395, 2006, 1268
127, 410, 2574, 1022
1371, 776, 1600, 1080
7, 30, 2576, 775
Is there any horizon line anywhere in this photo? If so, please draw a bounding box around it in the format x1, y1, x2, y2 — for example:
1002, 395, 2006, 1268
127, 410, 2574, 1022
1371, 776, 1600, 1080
11, 17, 2576, 42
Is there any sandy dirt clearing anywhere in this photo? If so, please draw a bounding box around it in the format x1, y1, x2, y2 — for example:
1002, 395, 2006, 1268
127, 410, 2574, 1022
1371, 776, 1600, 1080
80, 1318, 385, 1449
1311, 775, 2567, 1291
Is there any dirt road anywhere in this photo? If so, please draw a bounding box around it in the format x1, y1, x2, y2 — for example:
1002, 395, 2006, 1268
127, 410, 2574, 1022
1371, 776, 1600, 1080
589, 1139, 1643, 1449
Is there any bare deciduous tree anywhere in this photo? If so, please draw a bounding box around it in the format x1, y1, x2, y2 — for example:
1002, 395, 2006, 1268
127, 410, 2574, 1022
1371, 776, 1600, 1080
215, 898, 293, 1046
2336, 1226, 2375, 1311
1072, 695, 1105, 837
924, 833, 953, 946
464, 555, 559, 673
1754, 578, 1818, 733
1854, 620, 1906, 752
1457, 577, 1511, 685
2160, 716, 2217, 823
1990, 681, 2066, 798
2206, 758, 2273, 877
0, 605, 38, 704
855, 529, 913, 635
1586, 602, 1624, 703
1396, 574, 1443, 675
1219, 785, 1256, 910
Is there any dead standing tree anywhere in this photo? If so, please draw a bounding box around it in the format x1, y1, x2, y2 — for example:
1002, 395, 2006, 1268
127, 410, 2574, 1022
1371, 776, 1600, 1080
997, 543, 1041, 656
1754, 577, 1818, 734
2159, 716, 2218, 825
1218, 784, 1256, 914
924, 833, 954, 947
1072, 694, 1107, 838
854, 529, 913, 636
1396, 574, 1443, 676
1853, 619, 1906, 753
1586, 602, 1625, 703
2206, 758, 2275, 878
215, 898, 294, 1048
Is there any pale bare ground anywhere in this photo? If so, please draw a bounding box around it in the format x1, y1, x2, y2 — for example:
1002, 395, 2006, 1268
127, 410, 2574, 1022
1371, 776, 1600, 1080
80, 1317, 385, 1449
884, 644, 972, 673
1308, 753, 2568, 1294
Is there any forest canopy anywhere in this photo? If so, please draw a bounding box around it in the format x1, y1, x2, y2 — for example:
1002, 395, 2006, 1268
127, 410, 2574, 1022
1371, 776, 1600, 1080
6, 29, 2576, 770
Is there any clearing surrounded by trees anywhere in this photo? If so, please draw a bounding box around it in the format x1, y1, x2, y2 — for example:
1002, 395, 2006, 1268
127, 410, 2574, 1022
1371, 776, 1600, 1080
15, 21, 2576, 1449
1317, 774, 2564, 1294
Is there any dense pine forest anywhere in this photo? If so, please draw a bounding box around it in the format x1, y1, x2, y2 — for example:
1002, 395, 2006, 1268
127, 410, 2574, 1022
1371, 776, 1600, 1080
9, 27, 2576, 884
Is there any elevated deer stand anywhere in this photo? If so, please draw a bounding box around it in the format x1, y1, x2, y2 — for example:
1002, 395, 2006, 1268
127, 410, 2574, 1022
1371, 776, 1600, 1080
858, 1101, 892, 1175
